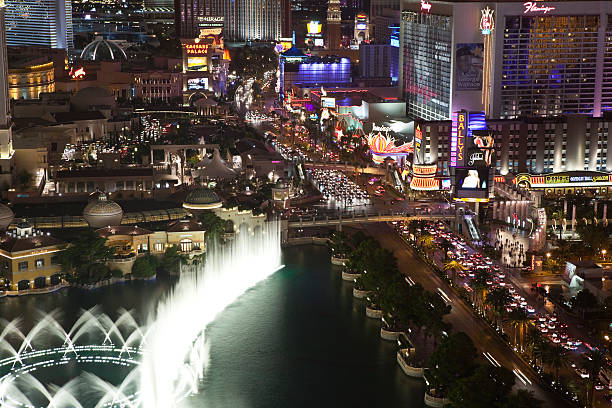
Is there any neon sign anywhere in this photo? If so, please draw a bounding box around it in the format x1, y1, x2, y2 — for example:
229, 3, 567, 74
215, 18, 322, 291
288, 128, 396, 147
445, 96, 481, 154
450, 111, 467, 167
480, 7, 494, 35
69, 67, 86, 80
185, 43, 209, 55
420, 0, 431, 13
523, 2, 555, 14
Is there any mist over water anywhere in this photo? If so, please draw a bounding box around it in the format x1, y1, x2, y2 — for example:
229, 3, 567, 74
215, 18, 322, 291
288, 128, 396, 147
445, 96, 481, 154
140, 221, 283, 407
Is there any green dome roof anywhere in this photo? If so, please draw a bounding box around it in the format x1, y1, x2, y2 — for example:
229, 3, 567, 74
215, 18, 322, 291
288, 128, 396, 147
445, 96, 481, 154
183, 188, 222, 210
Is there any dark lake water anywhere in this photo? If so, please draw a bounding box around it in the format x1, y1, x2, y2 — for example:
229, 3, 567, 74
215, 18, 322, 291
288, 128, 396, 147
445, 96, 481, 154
0, 245, 424, 407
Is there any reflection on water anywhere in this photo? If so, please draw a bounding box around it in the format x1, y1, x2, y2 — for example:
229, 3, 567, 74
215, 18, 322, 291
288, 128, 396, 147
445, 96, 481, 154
0, 245, 424, 408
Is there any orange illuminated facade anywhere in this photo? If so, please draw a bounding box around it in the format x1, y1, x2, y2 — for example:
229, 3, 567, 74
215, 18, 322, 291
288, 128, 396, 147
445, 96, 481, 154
8, 61, 54, 100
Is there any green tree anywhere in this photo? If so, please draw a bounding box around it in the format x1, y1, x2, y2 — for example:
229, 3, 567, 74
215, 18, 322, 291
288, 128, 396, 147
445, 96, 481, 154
56, 230, 115, 283
577, 222, 611, 253
571, 288, 599, 318
161, 245, 187, 274
427, 332, 477, 392
546, 343, 568, 382
485, 286, 512, 330
582, 348, 608, 408
500, 390, 543, 408
551, 210, 564, 240
507, 308, 530, 352
198, 211, 227, 242
131, 254, 158, 278
443, 260, 466, 286
469, 269, 491, 313
448, 364, 515, 408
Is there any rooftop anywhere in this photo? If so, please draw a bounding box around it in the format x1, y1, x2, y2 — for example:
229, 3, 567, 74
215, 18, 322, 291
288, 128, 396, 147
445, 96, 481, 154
96, 225, 153, 238
55, 167, 153, 180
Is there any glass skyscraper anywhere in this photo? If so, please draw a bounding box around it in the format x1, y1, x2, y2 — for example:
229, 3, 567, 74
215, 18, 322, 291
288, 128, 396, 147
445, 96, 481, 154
500, 14, 600, 118
400, 11, 452, 121
4, 0, 73, 50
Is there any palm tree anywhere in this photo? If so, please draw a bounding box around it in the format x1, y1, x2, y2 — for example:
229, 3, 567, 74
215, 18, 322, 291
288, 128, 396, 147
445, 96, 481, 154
582, 348, 608, 408
507, 308, 530, 352
469, 269, 491, 314
485, 287, 512, 331
443, 260, 467, 286
525, 327, 544, 366
440, 238, 452, 261
551, 210, 564, 240
546, 344, 568, 382
417, 233, 434, 252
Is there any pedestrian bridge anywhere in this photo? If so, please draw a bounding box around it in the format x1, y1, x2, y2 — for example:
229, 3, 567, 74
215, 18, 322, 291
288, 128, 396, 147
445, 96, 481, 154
287, 210, 454, 229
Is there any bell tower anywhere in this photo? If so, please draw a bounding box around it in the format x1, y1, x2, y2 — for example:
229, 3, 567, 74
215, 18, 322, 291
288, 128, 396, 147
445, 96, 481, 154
326, 0, 341, 50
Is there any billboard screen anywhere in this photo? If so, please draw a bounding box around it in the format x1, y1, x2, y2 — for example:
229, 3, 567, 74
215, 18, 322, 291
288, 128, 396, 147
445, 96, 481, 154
455, 43, 483, 91
455, 167, 491, 199
457, 168, 489, 190
307, 21, 322, 35
314, 38, 324, 47
321, 97, 336, 108
467, 129, 495, 167
187, 77, 209, 90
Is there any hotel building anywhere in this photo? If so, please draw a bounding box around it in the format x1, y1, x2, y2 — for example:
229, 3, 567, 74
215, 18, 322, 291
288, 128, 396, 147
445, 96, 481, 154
174, 0, 289, 41
399, 0, 612, 120
420, 112, 612, 194
4, 0, 73, 50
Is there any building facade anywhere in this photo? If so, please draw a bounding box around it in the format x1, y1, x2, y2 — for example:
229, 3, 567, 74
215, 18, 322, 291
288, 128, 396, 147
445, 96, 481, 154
4, 0, 73, 50
420, 113, 612, 177
0, 222, 64, 291
326, 0, 342, 49
8, 61, 55, 100
359, 43, 399, 84
0, 3, 14, 186
175, 0, 287, 41
399, 0, 612, 120
279, 47, 351, 92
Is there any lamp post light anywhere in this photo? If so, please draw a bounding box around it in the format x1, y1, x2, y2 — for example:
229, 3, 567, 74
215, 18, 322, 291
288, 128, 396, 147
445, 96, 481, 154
602, 249, 606, 260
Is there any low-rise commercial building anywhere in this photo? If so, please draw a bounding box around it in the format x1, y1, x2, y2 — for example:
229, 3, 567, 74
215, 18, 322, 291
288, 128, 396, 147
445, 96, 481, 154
0, 221, 64, 291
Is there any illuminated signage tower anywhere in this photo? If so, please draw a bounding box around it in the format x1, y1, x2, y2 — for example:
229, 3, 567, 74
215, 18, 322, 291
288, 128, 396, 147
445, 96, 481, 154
354, 13, 369, 45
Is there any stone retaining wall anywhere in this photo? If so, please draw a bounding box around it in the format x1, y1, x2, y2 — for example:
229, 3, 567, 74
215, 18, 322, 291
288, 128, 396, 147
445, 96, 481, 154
396, 350, 424, 378
365, 306, 382, 319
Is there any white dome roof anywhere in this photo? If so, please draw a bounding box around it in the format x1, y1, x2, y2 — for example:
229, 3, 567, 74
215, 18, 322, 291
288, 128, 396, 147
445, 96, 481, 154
0, 203, 14, 230
83, 194, 123, 228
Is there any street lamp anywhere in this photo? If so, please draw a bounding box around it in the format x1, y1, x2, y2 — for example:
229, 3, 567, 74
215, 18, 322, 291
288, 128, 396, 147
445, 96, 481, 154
546, 252, 551, 258
602, 249, 607, 260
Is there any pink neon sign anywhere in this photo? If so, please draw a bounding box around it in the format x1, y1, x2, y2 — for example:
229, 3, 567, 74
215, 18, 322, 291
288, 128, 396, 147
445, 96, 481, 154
420, 0, 431, 13
523, 2, 555, 14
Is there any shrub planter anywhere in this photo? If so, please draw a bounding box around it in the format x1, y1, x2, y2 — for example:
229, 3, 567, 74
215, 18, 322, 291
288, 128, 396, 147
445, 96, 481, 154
424, 390, 450, 408
380, 326, 402, 341
396, 349, 424, 378
341, 269, 362, 281
365, 306, 383, 319
331, 256, 348, 266
353, 287, 370, 299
